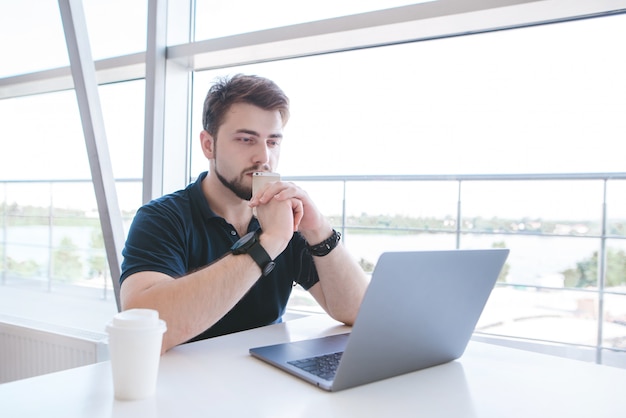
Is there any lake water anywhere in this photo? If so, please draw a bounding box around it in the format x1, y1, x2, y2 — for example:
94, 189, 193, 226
3, 225, 626, 287
2, 225, 104, 279
341, 231, 626, 286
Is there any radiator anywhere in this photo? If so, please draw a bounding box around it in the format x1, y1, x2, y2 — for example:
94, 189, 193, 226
0, 314, 109, 383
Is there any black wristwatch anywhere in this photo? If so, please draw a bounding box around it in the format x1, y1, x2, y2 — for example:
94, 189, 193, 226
230, 229, 275, 277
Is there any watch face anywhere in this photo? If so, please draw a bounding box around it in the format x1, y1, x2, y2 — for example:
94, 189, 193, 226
230, 229, 273, 276
231, 231, 257, 254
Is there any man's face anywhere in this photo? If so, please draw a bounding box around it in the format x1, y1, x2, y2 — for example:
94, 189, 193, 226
209, 102, 283, 201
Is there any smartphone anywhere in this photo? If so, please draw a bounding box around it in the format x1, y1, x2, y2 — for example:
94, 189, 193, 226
252, 172, 280, 196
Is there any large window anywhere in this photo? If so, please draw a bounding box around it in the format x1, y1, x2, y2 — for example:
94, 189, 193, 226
0, 1, 67, 78
1, 0, 625, 368
0, 80, 145, 329
188, 12, 626, 365
191, 13, 626, 177
0, 0, 146, 78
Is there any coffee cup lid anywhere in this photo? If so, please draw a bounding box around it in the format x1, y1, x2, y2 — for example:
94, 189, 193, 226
107, 308, 165, 331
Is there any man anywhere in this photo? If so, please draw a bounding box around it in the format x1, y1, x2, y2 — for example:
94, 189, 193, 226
120, 74, 368, 352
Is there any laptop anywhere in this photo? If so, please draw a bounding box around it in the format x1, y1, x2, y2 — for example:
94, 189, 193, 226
249, 248, 509, 391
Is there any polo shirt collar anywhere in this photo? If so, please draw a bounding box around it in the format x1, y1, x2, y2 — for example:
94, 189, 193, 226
192, 171, 260, 232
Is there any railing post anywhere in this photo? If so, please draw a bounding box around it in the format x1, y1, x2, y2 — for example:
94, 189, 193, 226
596, 179, 608, 365
1, 183, 6, 285
341, 180, 347, 240
47, 182, 54, 293
456, 180, 462, 249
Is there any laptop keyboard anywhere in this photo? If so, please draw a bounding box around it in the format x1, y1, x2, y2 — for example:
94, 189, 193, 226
288, 351, 343, 381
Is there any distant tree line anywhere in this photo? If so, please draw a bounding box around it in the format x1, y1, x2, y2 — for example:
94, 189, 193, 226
333, 213, 625, 237
561, 248, 626, 288
1, 205, 625, 287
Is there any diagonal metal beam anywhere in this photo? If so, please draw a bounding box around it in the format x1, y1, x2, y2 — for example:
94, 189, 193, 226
58, 0, 125, 311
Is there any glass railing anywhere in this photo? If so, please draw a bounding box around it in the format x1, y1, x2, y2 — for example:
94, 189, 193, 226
1, 173, 625, 366
283, 173, 626, 368
0, 178, 140, 305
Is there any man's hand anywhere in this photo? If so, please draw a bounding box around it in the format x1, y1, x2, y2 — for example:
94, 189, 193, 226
250, 181, 326, 237
250, 182, 304, 258
250, 180, 368, 329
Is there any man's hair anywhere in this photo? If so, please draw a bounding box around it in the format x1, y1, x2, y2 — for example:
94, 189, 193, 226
202, 74, 290, 137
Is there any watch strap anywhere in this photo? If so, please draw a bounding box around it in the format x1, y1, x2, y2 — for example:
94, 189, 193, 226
231, 229, 275, 276
247, 231, 274, 276
307, 229, 341, 257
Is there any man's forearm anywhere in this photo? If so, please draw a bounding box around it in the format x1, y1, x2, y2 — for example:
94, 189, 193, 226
309, 242, 369, 325
121, 253, 265, 352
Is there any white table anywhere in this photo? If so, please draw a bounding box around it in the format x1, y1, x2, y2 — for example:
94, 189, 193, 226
1, 314, 625, 417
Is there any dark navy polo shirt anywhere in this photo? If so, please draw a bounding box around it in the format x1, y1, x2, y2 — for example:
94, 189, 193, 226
120, 171, 319, 342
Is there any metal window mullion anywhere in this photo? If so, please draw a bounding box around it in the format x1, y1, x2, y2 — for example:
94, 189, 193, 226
57, 0, 125, 311
142, 0, 168, 204
161, 0, 194, 194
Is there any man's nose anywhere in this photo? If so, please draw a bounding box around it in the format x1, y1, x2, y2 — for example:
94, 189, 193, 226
253, 142, 271, 165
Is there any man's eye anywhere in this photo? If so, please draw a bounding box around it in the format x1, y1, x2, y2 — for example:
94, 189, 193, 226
268, 140, 280, 147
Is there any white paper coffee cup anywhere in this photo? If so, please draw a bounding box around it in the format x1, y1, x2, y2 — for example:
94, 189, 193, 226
105, 309, 167, 400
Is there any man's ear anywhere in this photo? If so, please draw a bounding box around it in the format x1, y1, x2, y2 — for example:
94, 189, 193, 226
200, 130, 215, 159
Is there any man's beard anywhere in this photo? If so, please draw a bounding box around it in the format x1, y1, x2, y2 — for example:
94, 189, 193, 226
212, 139, 270, 201
214, 164, 252, 201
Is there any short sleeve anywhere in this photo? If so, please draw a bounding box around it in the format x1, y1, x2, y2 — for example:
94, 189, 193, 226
120, 203, 189, 283
289, 232, 320, 291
